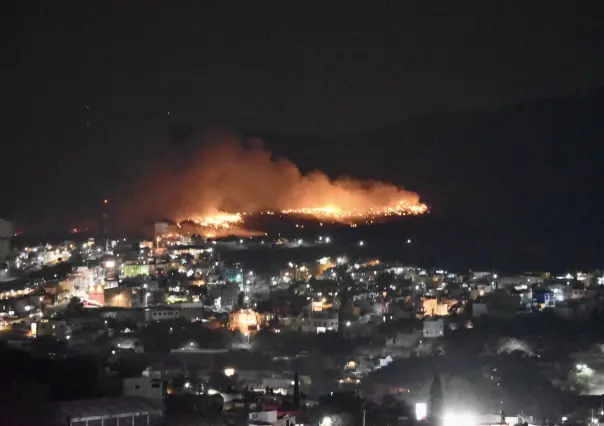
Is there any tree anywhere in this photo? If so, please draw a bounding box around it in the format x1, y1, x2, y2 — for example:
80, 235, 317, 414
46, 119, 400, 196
66, 297, 83, 313
429, 374, 444, 425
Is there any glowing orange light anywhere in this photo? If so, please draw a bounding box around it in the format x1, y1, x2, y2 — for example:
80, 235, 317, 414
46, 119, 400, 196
186, 200, 428, 236
189, 213, 244, 231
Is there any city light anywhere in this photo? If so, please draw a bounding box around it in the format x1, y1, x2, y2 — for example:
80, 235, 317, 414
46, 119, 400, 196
190, 213, 243, 229
415, 402, 427, 421
185, 200, 428, 237
320, 417, 333, 426
443, 412, 476, 426
224, 367, 236, 377
281, 202, 428, 224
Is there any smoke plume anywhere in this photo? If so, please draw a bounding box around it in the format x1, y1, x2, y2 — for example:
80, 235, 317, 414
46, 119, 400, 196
119, 131, 424, 227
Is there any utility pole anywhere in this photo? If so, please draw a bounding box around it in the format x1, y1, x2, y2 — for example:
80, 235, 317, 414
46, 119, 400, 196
293, 372, 300, 409
102, 199, 109, 252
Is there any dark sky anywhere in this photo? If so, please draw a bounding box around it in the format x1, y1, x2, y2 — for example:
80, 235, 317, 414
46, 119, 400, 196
2, 1, 604, 229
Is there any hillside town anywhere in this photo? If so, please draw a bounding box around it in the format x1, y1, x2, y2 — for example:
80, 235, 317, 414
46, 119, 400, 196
1, 219, 604, 425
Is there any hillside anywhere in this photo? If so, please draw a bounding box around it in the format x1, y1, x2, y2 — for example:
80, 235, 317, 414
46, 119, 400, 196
260, 89, 604, 237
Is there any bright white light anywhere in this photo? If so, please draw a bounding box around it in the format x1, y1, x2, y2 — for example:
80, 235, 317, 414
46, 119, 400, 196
320, 417, 332, 426
184, 382, 191, 388
207, 389, 219, 395
415, 402, 427, 420
105, 260, 116, 268
325, 237, 331, 243
407, 239, 411, 244
224, 367, 235, 377
359, 241, 364, 246
443, 413, 476, 426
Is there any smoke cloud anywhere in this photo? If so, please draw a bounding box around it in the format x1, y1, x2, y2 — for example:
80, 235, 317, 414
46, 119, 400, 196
118, 131, 424, 227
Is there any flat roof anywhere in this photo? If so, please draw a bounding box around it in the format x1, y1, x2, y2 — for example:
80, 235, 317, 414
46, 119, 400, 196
53, 396, 163, 421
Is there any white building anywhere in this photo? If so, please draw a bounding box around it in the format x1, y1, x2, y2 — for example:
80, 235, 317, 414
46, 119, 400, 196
249, 411, 296, 426
34, 315, 105, 340
422, 318, 444, 338
498, 274, 544, 288
208, 281, 240, 311
144, 307, 179, 322
300, 313, 339, 333
123, 377, 163, 400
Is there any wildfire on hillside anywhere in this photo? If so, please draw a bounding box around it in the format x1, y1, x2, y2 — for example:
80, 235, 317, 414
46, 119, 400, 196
187, 200, 428, 236
122, 131, 429, 235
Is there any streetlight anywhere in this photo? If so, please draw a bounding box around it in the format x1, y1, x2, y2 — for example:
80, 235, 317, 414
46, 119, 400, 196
320, 417, 333, 426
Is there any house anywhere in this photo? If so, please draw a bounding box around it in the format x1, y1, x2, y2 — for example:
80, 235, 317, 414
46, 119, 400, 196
301, 312, 339, 333
249, 410, 296, 426
144, 306, 179, 322
51, 397, 163, 426
123, 377, 163, 400
422, 318, 444, 338
34, 313, 105, 340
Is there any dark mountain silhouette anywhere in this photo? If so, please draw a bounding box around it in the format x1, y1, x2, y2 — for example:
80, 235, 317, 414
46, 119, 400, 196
261, 89, 604, 230
258, 89, 604, 269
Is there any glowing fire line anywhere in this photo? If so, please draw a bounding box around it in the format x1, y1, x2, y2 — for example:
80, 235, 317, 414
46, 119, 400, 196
188, 201, 428, 232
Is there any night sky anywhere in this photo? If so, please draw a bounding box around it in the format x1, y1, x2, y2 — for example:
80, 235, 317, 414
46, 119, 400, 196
2, 1, 604, 233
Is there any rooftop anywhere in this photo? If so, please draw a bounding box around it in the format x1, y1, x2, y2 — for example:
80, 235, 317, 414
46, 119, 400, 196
52, 396, 163, 422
